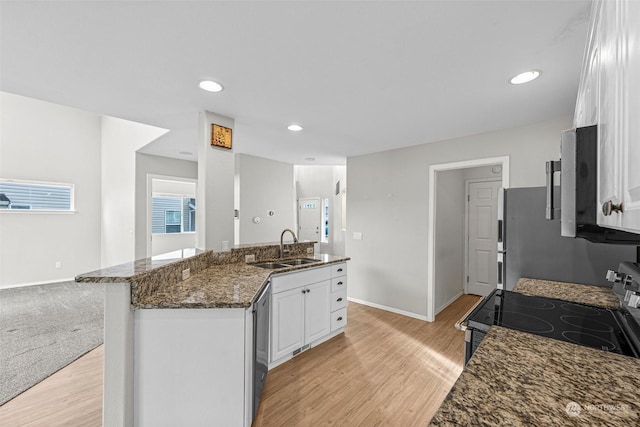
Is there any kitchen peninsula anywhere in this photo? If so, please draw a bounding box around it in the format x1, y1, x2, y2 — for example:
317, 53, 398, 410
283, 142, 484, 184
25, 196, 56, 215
76, 242, 349, 427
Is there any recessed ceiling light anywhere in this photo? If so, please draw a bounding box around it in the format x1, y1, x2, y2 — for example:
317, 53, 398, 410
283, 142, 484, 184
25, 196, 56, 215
199, 80, 223, 92
288, 124, 303, 131
509, 70, 542, 85
305, 157, 315, 161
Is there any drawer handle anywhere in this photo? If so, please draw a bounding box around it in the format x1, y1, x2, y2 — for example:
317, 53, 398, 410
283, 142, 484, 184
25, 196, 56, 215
337, 297, 343, 302
337, 268, 343, 272
337, 281, 343, 286
337, 316, 343, 321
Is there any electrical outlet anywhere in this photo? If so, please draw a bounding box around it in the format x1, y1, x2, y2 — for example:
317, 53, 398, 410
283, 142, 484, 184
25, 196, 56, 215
245, 254, 256, 263
55, 261, 61, 269
222, 241, 230, 251
182, 268, 190, 280
353, 232, 363, 240
306, 247, 314, 254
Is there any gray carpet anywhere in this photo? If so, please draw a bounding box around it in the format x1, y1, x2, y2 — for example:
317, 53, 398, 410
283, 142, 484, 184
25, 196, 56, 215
0, 281, 104, 405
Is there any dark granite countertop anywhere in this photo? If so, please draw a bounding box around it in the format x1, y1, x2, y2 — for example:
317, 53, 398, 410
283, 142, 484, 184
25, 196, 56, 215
76, 244, 348, 309
513, 277, 620, 309
430, 326, 640, 426
135, 253, 349, 309
76, 248, 210, 283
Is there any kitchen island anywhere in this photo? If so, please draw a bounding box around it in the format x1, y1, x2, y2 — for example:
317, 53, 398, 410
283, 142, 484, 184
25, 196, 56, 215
430, 326, 640, 426
76, 243, 349, 427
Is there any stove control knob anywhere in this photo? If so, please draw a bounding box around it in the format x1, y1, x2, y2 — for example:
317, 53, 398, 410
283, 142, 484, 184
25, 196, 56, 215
606, 270, 634, 287
628, 292, 640, 309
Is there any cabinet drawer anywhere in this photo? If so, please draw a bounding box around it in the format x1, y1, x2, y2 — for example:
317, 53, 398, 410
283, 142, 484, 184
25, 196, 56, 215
330, 263, 347, 278
330, 289, 348, 312
271, 266, 331, 294
331, 276, 347, 293
331, 307, 347, 331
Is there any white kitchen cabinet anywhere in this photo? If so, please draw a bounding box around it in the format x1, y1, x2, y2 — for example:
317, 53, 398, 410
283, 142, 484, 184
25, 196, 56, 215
576, 0, 640, 233
270, 286, 305, 361
270, 263, 347, 368
270, 279, 330, 363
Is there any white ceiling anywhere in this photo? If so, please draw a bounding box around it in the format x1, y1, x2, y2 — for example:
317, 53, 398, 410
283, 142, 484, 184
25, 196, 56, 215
0, 0, 591, 165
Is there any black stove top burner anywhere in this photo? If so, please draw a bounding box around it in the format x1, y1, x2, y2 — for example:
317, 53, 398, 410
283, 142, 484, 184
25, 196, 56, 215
467, 289, 638, 357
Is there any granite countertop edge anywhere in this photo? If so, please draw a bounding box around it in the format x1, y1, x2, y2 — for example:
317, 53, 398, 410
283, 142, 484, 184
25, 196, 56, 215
134, 255, 350, 310
429, 326, 640, 425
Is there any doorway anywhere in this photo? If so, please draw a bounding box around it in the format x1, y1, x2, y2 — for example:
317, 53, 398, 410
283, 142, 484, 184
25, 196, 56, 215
427, 157, 509, 322
465, 180, 501, 296
146, 175, 198, 257
298, 197, 321, 242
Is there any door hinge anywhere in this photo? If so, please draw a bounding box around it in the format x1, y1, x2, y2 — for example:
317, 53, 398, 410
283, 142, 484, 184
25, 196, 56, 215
466, 275, 469, 283
467, 194, 470, 202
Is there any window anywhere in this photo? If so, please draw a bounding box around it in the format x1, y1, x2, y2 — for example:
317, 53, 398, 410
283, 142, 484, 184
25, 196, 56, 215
322, 198, 329, 243
0, 179, 74, 211
152, 195, 196, 234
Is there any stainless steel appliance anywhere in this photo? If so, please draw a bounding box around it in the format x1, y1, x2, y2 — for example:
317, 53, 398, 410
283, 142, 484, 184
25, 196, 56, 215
252, 280, 271, 419
546, 125, 640, 244
464, 288, 640, 364
497, 187, 636, 290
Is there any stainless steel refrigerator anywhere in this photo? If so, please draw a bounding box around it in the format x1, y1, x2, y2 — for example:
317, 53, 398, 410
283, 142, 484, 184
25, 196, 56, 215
497, 187, 637, 290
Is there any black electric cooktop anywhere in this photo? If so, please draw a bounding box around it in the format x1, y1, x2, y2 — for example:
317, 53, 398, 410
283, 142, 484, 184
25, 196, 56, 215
467, 289, 639, 357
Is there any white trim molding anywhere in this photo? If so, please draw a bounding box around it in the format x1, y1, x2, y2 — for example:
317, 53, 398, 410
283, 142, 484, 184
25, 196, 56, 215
427, 156, 510, 322
347, 297, 428, 322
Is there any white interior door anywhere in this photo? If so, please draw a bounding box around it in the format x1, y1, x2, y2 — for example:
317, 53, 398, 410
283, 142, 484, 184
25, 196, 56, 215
467, 181, 501, 296
298, 198, 321, 242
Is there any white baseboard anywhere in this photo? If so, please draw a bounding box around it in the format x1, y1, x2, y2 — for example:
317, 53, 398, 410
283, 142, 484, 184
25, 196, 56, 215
435, 291, 463, 315
347, 297, 428, 322
0, 277, 76, 290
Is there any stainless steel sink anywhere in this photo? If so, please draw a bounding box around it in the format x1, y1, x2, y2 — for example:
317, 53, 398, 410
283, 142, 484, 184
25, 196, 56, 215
281, 258, 321, 266
250, 258, 321, 269
251, 262, 290, 269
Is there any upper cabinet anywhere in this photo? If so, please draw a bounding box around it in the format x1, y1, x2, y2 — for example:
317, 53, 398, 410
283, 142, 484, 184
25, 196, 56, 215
576, 0, 640, 233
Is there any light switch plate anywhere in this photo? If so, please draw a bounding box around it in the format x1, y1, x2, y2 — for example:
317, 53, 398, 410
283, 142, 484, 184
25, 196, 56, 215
182, 269, 190, 280
353, 232, 363, 240
306, 247, 314, 254
245, 254, 256, 263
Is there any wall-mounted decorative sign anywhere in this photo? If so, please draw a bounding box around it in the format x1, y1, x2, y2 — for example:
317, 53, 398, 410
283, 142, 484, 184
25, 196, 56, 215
211, 124, 232, 149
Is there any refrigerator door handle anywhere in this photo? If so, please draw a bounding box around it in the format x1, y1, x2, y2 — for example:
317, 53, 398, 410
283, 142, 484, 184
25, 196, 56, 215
545, 160, 561, 220
497, 219, 503, 243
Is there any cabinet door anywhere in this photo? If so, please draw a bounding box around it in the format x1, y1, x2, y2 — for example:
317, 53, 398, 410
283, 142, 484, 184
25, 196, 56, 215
575, 1, 601, 128
597, 0, 623, 229
271, 287, 305, 362
619, 0, 640, 232
304, 280, 331, 344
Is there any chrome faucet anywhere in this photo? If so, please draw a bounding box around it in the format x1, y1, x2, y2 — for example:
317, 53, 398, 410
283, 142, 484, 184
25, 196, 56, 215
280, 228, 298, 259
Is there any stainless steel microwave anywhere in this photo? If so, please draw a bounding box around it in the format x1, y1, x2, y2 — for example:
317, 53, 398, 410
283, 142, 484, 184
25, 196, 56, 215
546, 125, 640, 244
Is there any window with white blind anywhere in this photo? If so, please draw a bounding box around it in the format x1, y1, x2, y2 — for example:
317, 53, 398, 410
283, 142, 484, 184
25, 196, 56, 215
0, 179, 74, 211
152, 195, 196, 234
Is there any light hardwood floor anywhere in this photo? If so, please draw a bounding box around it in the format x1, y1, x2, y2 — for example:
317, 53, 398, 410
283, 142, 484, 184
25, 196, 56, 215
0, 295, 480, 426
0, 345, 103, 426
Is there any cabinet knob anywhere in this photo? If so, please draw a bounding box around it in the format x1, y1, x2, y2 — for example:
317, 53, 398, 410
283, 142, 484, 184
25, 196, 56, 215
602, 200, 624, 216
337, 297, 343, 302
337, 316, 343, 321
301, 289, 306, 294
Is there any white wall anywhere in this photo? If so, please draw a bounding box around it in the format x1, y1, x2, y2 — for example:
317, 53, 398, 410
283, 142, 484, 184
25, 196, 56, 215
346, 116, 572, 318
434, 169, 465, 312
0, 92, 102, 287
236, 154, 295, 244
101, 117, 168, 268
197, 112, 235, 251
295, 165, 347, 255
134, 153, 198, 259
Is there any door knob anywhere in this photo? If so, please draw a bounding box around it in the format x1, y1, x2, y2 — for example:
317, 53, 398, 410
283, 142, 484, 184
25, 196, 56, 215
602, 200, 624, 216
